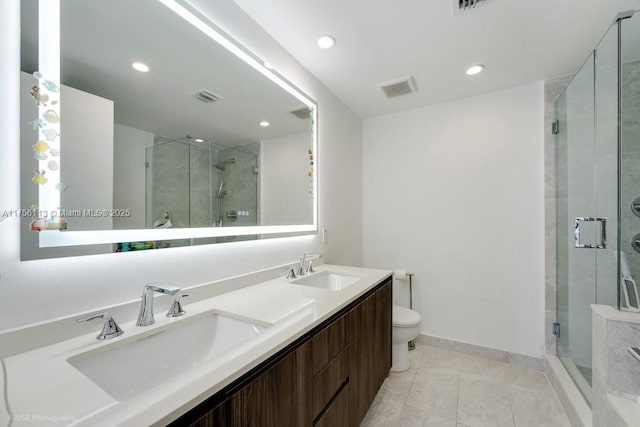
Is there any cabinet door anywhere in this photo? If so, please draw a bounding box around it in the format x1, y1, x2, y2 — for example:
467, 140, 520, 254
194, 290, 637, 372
348, 292, 374, 425
348, 279, 392, 426
314, 383, 349, 427
373, 280, 392, 390
186, 396, 241, 427
239, 341, 313, 427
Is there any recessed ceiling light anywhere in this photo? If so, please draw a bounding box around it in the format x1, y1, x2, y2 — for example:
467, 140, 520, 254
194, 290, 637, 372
194, 138, 204, 143
466, 64, 485, 76
259, 121, 270, 127
316, 35, 336, 49
132, 62, 150, 73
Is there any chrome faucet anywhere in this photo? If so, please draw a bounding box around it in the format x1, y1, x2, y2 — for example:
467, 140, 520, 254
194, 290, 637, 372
77, 312, 124, 340
296, 254, 308, 276
286, 268, 298, 280
166, 293, 195, 318
296, 253, 323, 276
136, 283, 181, 326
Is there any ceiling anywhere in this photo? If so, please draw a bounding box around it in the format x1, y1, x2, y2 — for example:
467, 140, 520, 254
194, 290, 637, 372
233, 0, 640, 118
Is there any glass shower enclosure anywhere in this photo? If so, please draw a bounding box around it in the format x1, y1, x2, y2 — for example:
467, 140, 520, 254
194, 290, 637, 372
555, 11, 640, 404
144, 136, 258, 246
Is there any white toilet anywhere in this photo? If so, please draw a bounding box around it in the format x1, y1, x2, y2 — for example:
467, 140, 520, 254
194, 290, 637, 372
391, 305, 421, 372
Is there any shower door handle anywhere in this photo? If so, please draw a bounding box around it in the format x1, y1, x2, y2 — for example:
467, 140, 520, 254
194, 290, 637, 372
574, 217, 607, 249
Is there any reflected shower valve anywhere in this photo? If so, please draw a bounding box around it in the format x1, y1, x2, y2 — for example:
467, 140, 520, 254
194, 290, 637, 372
226, 210, 250, 221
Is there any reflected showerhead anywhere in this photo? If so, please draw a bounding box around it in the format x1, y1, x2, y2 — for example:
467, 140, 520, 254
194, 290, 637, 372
214, 157, 236, 171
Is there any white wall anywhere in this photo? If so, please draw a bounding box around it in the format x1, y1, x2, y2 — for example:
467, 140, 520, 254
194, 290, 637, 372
363, 83, 545, 358
0, 0, 363, 331
20, 72, 114, 260
58, 84, 115, 232
113, 124, 154, 229
260, 132, 313, 225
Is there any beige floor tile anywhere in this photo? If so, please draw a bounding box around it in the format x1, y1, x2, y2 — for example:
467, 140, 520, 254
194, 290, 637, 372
503, 366, 554, 395
397, 404, 457, 427
379, 369, 418, 403
361, 394, 404, 427
418, 346, 465, 372
368, 344, 570, 427
408, 344, 428, 370
509, 387, 571, 427
405, 369, 459, 421
458, 354, 515, 384
457, 374, 515, 427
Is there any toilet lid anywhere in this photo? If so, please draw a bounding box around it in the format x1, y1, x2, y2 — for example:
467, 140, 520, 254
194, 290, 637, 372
393, 305, 421, 327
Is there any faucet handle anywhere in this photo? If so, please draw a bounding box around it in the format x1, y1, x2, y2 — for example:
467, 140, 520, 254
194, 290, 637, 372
166, 293, 196, 318
286, 268, 298, 280
77, 312, 124, 340
306, 260, 316, 274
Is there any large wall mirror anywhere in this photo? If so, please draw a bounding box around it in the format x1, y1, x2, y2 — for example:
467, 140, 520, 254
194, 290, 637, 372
20, 0, 318, 259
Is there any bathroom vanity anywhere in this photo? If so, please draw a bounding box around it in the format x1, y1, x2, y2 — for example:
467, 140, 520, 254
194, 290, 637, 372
172, 278, 391, 426
1, 265, 392, 426
173, 272, 391, 427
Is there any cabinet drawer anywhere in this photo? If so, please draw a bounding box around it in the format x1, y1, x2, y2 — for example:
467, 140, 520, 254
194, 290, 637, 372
312, 315, 347, 375
314, 383, 349, 427
312, 347, 349, 418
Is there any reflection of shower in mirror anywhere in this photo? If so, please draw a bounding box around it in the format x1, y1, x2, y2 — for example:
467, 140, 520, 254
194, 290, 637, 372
214, 158, 236, 171
215, 181, 227, 227
153, 212, 172, 229
217, 181, 227, 199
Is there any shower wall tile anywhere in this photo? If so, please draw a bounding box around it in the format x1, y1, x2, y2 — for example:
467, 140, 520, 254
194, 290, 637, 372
620, 61, 640, 305
152, 142, 190, 228
189, 144, 213, 227
592, 305, 640, 426
216, 146, 258, 229
606, 320, 640, 396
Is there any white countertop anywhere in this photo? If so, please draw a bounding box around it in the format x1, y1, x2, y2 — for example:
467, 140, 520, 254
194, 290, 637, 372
3, 264, 391, 426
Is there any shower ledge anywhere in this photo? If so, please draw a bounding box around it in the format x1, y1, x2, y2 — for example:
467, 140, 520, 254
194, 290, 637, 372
608, 394, 640, 426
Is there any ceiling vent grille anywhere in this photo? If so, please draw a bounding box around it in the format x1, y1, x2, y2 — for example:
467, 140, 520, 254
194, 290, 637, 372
289, 106, 311, 120
193, 89, 222, 103
452, 0, 485, 15
377, 76, 417, 98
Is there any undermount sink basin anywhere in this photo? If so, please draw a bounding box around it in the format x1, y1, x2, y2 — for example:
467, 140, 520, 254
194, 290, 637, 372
67, 312, 268, 401
292, 271, 362, 291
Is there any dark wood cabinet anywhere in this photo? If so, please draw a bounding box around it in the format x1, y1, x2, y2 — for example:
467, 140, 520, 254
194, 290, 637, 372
348, 282, 392, 425
175, 278, 392, 427
186, 397, 240, 427
311, 314, 348, 375
373, 281, 392, 391
312, 347, 349, 419
239, 342, 312, 427
314, 383, 349, 427
348, 293, 374, 425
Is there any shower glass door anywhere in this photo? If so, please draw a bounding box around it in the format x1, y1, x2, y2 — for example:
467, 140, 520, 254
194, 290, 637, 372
555, 20, 620, 405
556, 52, 596, 405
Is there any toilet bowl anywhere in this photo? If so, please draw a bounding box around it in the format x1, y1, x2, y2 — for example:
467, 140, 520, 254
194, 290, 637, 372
391, 305, 421, 372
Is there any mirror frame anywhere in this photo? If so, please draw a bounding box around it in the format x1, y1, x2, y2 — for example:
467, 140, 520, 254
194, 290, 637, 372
32, 0, 318, 248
